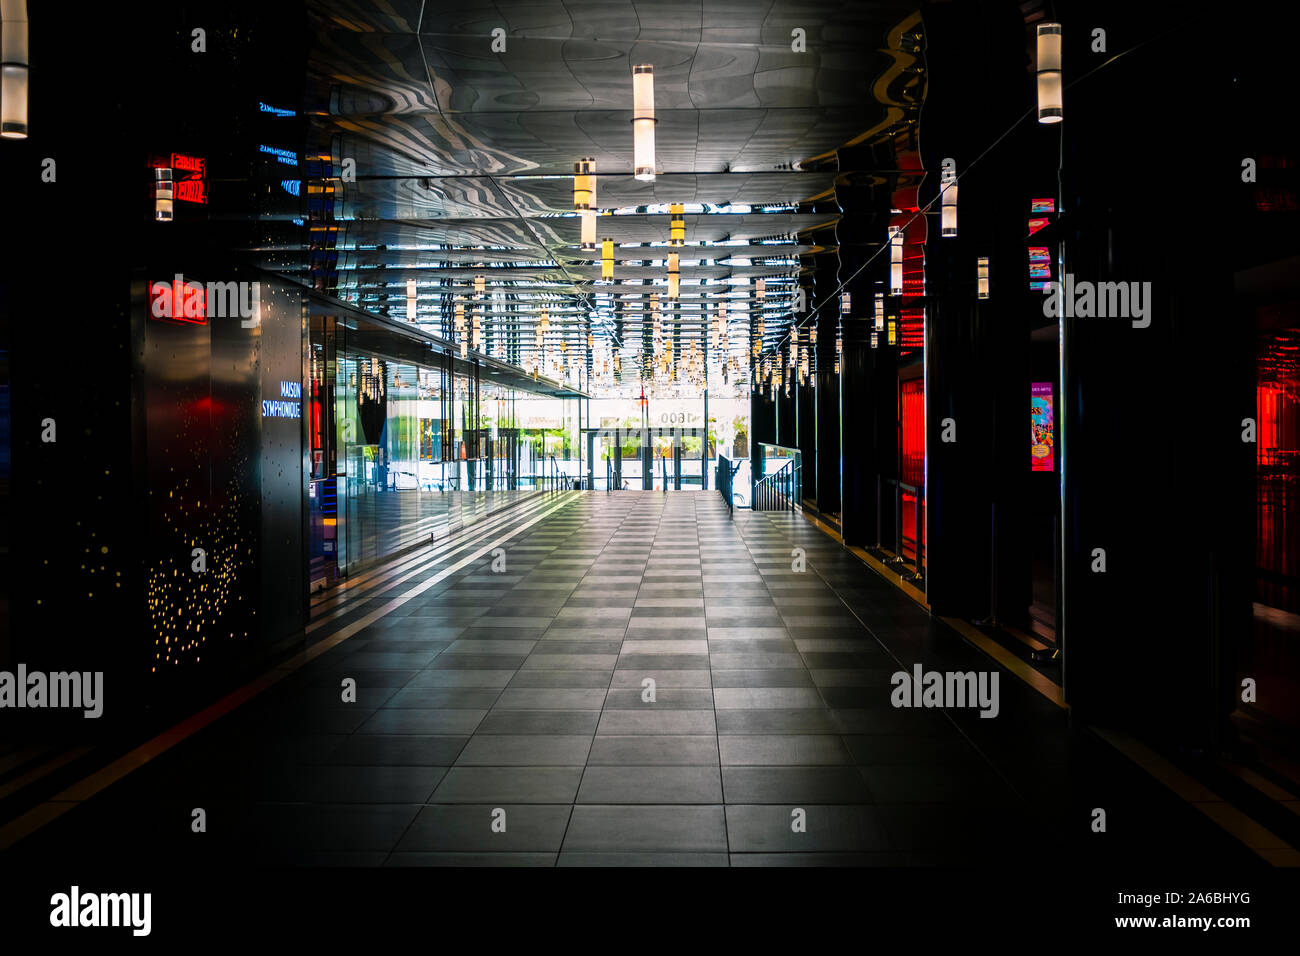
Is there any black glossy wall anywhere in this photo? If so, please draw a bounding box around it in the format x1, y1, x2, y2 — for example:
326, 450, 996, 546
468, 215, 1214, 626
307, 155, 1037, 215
921, 0, 1035, 622
1051, 0, 1249, 747
0, 0, 310, 729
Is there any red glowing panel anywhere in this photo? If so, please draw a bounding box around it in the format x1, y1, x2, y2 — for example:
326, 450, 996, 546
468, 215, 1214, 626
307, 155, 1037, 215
170, 153, 205, 175
149, 279, 207, 325
175, 178, 208, 204
900, 378, 925, 488
1027, 217, 1049, 236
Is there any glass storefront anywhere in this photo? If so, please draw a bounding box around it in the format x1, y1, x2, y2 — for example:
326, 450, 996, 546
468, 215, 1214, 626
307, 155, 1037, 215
307, 312, 578, 590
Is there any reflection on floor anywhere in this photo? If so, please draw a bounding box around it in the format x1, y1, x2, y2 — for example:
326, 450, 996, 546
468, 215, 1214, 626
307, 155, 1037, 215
338, 488, 537, 570
8, 493, 1263, 867
1250, 602, 1300, 730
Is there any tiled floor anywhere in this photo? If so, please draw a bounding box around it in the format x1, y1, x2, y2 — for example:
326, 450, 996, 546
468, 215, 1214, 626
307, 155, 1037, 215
9, 491, 1263, 867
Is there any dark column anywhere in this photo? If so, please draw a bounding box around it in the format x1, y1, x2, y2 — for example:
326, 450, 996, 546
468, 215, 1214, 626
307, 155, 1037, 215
919, 0, 1032, 619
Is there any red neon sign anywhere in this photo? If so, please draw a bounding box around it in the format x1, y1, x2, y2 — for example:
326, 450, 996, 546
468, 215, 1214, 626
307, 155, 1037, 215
151, 153, 208, 204
175, 179, 207, 204
149, 278, 208, 325
170, 153, 205, 176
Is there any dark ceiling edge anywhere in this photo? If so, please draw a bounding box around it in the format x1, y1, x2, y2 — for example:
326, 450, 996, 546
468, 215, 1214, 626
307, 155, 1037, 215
260, 268, 588, 398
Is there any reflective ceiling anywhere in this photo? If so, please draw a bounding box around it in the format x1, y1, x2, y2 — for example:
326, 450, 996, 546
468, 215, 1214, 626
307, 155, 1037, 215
277, 0, 925, 396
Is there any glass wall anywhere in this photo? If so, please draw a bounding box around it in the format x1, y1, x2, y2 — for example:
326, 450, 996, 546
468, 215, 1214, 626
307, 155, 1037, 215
584, 394, 749, 490
307, 312, 571, 589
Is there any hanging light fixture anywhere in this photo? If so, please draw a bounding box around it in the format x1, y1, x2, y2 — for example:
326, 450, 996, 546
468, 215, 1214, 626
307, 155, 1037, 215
1, 0, 29, 139
977, 256, 990, 299
887, 318, 897, 346
1037, 22, 1063, 124
668, 252, 679, 299
874, 292, 885, 331
574, 157, 597, 250
940, 157, 957, 237
153, 167, 174, 222
474, 274, 485, 297
670, 203, 684, 246
889, 226, 903, 295
602, 237, 613, 281
406, 278, 417, 322
840, 292, 851, 316
632, 64, 656, 181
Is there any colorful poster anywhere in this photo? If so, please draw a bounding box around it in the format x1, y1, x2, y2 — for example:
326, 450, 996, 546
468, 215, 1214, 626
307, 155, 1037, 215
1031, 382, 1055, 471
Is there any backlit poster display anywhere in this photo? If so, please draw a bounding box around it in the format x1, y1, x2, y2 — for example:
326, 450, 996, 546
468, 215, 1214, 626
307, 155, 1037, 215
1032, 382, 1055, 471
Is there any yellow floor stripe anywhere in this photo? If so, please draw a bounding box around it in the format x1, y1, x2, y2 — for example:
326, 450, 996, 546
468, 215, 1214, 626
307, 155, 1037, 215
1094, 727, 1300, 866
0, 747, 93, 801
798, 503, 1299, 866
940, 617, 1066, 710
797, 507, 1064, 708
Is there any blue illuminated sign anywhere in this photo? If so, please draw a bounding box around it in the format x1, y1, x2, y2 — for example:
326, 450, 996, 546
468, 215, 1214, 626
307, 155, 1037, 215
263, 381, 302, 418
259, 144, 298, 166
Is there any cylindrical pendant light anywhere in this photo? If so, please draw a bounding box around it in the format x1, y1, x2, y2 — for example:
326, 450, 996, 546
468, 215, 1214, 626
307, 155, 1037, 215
1037, 23, 1063, 124
874, 292, 885, 331
889, 227, 903, 295
940, 157, 957, 237
574, 157, 597, 250
977, 256, 990, 299
840, 292, 851, 316
154, 167, 174, 222
670, 203, 684, 246
632, 65, 656, 181
887, 318, 897, 346
474, 274, 485, 297
1, 0, 29, 139
668, 252, 679, 299
406, 278, 417, 322
601, 237, 613, 280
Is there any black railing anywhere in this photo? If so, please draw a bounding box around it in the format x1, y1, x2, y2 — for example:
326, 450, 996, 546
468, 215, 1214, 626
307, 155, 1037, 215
876, 475, 924, 582
753, 460, 799, 512
717, 454, 743, 516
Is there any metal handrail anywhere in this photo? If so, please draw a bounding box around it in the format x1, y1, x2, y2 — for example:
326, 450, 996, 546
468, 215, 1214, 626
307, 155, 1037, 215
718, 455, 743, 516
876, 475, 924, 582
753, 460, 798, 512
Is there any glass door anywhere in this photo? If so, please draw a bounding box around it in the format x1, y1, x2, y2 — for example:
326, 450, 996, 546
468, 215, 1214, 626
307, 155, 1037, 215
619, 428, 644, 490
